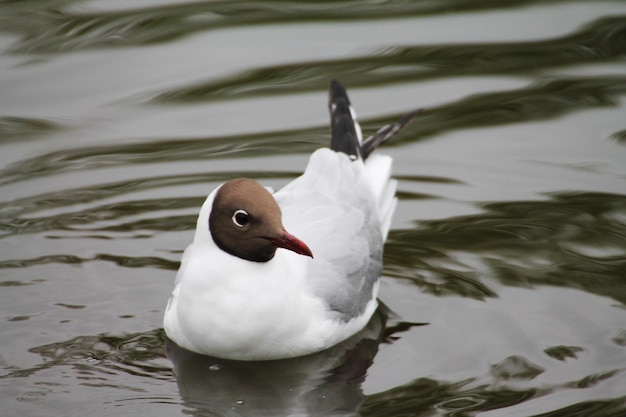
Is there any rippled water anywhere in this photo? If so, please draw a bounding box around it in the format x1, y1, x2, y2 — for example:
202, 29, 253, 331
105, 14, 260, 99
1, 1, 626, 416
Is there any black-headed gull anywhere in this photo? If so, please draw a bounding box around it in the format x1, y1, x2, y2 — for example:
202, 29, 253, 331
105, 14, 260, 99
164, 80, 418, 360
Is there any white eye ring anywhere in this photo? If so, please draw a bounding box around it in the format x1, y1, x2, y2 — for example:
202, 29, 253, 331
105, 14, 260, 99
232, 209, 249, 227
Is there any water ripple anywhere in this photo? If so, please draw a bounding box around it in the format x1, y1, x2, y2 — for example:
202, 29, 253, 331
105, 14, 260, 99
152, 16, 626, 103
0, 132, 319, 186
3, 329, 173, 381
0, 116, 63, 140
2, 75, 624, 188
385, 191, 626, 303
2, 0, 585, 54
0, 253, 179, 271
0, 197, 197, 238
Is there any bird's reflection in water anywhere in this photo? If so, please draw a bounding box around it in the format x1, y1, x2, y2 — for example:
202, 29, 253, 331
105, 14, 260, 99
166, 308, 388, 417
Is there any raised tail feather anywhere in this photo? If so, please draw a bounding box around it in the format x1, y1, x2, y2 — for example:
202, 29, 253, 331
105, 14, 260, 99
361, 109, 422, 159
328, 79, 362, 159
328, 80, 420, 239
328, 79, 420, 161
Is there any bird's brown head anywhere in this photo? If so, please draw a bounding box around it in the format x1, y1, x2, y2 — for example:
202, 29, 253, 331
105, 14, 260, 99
208, 178, 313, 262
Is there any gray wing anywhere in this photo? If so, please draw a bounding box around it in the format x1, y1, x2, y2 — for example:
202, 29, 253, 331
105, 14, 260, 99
275, 149, 384, 322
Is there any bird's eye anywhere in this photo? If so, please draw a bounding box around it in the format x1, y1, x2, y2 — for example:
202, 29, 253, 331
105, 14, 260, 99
232, 209, 250, 227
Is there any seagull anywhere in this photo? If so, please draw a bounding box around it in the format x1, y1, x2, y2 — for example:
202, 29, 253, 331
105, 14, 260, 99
164, 80, 418, 360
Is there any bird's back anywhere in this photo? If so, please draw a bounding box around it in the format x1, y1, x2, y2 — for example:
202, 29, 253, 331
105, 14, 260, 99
273, 80, 401, 321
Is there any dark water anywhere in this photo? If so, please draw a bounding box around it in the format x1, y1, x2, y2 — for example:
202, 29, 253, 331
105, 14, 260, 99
1, 1, 626, 416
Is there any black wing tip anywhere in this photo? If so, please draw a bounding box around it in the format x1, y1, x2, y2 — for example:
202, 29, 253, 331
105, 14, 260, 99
361, 108, 422, 159
328, 80, 422, 160
331, 117, 360, 158
329, 79, 351, 108
396, 108, 423, 130
329, 80, 361, 159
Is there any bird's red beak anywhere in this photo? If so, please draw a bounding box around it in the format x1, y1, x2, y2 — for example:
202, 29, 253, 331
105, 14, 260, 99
267, 230, 313, 258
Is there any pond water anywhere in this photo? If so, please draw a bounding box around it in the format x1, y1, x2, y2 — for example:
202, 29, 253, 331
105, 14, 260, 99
1, 1, 626, 416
